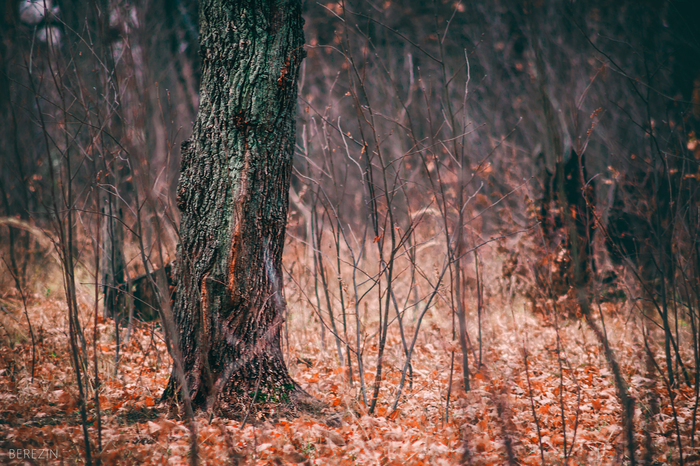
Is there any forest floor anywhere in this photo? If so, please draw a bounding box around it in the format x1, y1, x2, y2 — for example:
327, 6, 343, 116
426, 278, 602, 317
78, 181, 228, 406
0, 283, 697, 465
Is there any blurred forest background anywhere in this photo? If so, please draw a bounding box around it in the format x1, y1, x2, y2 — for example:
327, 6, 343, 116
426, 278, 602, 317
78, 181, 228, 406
1, 0, 699, 464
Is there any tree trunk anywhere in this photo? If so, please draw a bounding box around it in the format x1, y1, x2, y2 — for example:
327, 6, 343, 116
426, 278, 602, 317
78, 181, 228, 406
162, 0, 307, 418
102, 195, 126, 320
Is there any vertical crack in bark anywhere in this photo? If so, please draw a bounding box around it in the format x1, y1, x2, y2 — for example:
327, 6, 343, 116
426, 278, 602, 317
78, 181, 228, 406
199, 270, 215, 397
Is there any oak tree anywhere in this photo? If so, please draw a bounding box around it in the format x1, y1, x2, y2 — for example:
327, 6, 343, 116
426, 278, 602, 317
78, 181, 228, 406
162, 0, 307, 418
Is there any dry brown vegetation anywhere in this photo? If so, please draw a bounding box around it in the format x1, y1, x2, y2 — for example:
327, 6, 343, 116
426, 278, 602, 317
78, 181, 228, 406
1, 1, 700, 465
0, 240, 697, 464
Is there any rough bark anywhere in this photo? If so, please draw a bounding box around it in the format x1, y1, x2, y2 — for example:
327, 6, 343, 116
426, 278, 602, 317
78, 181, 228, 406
162, 0, 307, 418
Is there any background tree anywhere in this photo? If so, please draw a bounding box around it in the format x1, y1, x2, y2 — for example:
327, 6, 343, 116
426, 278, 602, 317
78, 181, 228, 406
161, 0, 308, 417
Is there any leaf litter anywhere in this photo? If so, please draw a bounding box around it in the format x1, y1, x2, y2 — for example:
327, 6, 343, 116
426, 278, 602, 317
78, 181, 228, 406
0, 284, 697, 465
